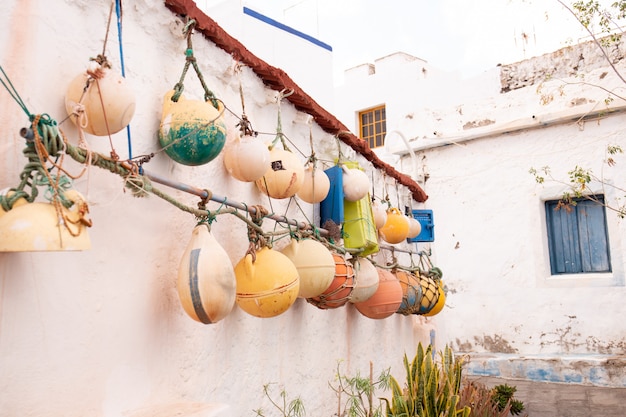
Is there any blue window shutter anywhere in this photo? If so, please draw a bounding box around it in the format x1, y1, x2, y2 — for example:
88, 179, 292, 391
577, 200, 611, 272
545, 196, 611, 275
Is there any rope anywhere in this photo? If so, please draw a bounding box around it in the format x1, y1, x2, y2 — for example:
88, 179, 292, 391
171, 19, 219, 109
0, 65, 31, 118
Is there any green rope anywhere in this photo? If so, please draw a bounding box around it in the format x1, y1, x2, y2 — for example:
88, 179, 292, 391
0, 115, 70, 211
0, 65, 31, 119
171, 19, 219, 109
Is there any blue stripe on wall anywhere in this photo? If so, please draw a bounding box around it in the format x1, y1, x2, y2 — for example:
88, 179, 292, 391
243, 7, 333, 52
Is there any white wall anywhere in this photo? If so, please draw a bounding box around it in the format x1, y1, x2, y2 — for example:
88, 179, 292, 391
0, 1, 428, 416
373, 48, 626, 386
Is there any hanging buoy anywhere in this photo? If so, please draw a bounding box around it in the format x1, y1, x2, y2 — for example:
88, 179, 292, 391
177, 223, 236, 324
353, 268, 403, 319
296, 165, 330, 204
371, 199, 388, 230
423, 280, 446, 316
158, 90, 227, 166
406, 216, 422, 239
223, 131, 270, 182
255, 148, 304, 199
280, 239, 335, 298
348, 257, 379, 303
395, 270, 422, 315
307, 252, 355, 309
342, 166, 371, 202
234, 247, 299, 318
0, 190, 91, 252
378, 207, 410, 244
65, 62, 135, 136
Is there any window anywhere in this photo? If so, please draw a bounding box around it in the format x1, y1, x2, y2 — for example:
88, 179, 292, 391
545, 195, 611, 275
359, 105, 386, 149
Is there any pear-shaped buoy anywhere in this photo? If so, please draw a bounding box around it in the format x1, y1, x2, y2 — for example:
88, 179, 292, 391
65, 62, 135, 136
177, 223, 236, 324
158, 90, 227, 166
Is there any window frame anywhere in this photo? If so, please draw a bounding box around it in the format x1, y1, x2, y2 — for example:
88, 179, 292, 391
358, 105, 387, 149
535, 186, 624, 288
545, 195, 611, 275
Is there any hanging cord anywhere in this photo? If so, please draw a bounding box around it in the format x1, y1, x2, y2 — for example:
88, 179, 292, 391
245, 205, 269, 262
269, 89, 293, 151
171, 19, 219, 109
0, 66, 31, 119
235, 63, 257, 137
114, 0, 133, 159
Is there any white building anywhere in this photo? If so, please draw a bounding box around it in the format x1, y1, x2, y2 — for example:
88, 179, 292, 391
336, 42, 626, 387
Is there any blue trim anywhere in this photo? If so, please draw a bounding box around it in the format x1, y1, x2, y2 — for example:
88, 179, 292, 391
243, 7, 332, 52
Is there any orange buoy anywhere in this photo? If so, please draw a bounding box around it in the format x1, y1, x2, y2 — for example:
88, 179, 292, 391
353, 268, 403, 319
307, 252, 355, 309
379, 207, 410, 244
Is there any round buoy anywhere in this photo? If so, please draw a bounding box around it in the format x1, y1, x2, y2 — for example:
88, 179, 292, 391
255, 148, 304, 199
349, 257, 379, 303
235, 247, 299, 318
280, 239, 335, 298
307, 252, 355, 309
353, 268, 403, 319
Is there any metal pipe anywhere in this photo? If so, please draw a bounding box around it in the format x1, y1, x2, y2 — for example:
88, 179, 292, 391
144, 170, 423, 255
144, 170, 321, 235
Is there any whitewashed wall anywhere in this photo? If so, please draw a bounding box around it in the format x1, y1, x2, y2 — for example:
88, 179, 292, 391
0, 1, 428, 416
349, 47, 626, 387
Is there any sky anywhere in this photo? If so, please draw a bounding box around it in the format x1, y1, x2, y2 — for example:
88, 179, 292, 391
242, 0, 594, 81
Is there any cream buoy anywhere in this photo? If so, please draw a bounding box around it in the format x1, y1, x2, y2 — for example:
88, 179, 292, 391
65, 61, 135, 136
349, 257, 379, 303
223, 131, 270, 182
342, 166, 371, 202
297, 164, 330, 204
280, 239, 335, 298
235, 247, 300, 318
406, 216, 422, 239
255, 148, 304, 199
371, 199, 388, 229
177, 223, 236, 324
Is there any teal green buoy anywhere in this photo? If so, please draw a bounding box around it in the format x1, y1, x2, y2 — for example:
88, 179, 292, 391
158, 90, 227, 166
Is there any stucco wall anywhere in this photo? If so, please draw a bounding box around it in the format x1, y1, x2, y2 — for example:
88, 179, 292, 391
380, 48, 626, 386
0, 1, 429, 416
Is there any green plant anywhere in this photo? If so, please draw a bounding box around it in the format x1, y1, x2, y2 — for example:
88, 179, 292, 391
382, 343, 471, 417
329, 360, 391, 417
253, 383, 306, 417
491, 384, 524, 416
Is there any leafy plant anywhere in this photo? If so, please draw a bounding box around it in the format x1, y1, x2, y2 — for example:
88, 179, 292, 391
329, 360, 391, 417
458, 381, 525, 417
491, 384, 525, 416
382, 343, 471, 417
253, 383, 306, 417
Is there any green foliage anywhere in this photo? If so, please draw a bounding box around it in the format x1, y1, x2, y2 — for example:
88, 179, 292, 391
329, 360, 392, 417
382, 343, 471, 417
491, 384, 525, 416
458, 381, 526, 417
253, 383, 306, 417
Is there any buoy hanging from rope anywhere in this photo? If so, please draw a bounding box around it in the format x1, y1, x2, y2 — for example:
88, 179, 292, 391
65, 60, 136, 136
176, 222, 236, 324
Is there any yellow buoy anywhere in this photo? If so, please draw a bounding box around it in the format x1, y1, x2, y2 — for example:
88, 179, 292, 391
255, 148, 304, 199
379, 207, 410, 244
280, 239, 335, 298
235, 247, 300, 318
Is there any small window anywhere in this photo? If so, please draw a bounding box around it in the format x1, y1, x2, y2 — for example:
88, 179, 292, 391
359, 105, 386, 149
545, 195, 611, 275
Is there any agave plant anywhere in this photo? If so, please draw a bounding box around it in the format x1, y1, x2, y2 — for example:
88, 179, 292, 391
382, 343, 471, 417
